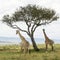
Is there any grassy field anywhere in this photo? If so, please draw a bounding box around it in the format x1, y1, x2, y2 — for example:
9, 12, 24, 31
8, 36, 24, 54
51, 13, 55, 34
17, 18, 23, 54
0, 44, 60, 60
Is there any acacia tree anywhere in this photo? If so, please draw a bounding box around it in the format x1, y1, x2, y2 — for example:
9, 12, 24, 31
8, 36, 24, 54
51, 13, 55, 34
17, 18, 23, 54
2, 5, 58, 51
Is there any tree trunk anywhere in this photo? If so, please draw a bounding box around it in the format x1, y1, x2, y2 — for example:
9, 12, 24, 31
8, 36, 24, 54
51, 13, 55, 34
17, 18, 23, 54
30, 35, 39, 51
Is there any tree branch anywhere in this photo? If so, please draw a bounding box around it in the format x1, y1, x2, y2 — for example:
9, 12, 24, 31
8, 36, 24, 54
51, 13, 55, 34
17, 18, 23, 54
31, 23, 35, 32
25, 20, 31, 35
33, 25, 38, 33
10, 24, 29, 35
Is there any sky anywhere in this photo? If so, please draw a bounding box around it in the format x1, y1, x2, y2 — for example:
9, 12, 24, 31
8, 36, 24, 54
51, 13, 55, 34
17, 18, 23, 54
0, 0, 60, 39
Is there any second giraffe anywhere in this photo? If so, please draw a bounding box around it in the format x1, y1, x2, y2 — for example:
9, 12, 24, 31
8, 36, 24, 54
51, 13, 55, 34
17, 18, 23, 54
42, 29, 54, 51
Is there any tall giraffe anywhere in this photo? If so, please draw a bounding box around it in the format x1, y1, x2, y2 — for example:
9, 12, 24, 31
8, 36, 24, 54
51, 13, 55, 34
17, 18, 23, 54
42, 29, 54, 51
16, 30, 30, 53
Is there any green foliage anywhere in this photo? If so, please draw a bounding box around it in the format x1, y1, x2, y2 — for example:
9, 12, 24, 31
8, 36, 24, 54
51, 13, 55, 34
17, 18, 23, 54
2, 4, 58, 26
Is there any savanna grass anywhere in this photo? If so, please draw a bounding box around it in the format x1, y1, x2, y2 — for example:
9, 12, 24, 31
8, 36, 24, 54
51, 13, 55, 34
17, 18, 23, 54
0, 44, 60, 60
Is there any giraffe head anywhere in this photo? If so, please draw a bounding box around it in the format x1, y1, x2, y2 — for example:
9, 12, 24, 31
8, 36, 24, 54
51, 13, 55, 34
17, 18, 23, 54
43, 29, 45, 31
16, 30, 19, 34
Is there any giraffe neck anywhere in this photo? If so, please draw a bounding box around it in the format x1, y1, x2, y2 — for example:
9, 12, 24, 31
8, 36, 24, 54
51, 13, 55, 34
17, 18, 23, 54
18, 32, 26, 41
43, 30, 49, 41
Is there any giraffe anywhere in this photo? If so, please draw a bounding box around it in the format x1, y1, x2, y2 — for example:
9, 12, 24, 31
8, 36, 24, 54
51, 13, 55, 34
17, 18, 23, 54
16, 30, 30, 53
42, 29, 54, 51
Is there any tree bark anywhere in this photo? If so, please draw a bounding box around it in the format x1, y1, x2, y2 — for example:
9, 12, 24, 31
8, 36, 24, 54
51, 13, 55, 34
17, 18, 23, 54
30, 35, 39, 51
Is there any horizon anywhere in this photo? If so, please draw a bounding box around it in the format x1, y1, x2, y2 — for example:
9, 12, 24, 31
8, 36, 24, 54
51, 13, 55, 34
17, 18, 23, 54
0, 37, 60, 45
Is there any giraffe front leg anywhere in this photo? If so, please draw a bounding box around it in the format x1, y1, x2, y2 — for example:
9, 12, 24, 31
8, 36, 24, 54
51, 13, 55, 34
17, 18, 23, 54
24, 48, 26, 54
26, 48, 29, 53
46, 44, 48, 50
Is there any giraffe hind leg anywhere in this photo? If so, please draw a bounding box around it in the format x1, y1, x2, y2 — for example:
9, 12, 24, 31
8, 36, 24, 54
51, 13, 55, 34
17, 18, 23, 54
20, 47, 24, 53
52, 45, 54, 51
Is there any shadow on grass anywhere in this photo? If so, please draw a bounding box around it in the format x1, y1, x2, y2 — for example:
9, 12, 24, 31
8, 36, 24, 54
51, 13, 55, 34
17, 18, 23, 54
29, 48, 56, 53
0, 48, 56, 54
